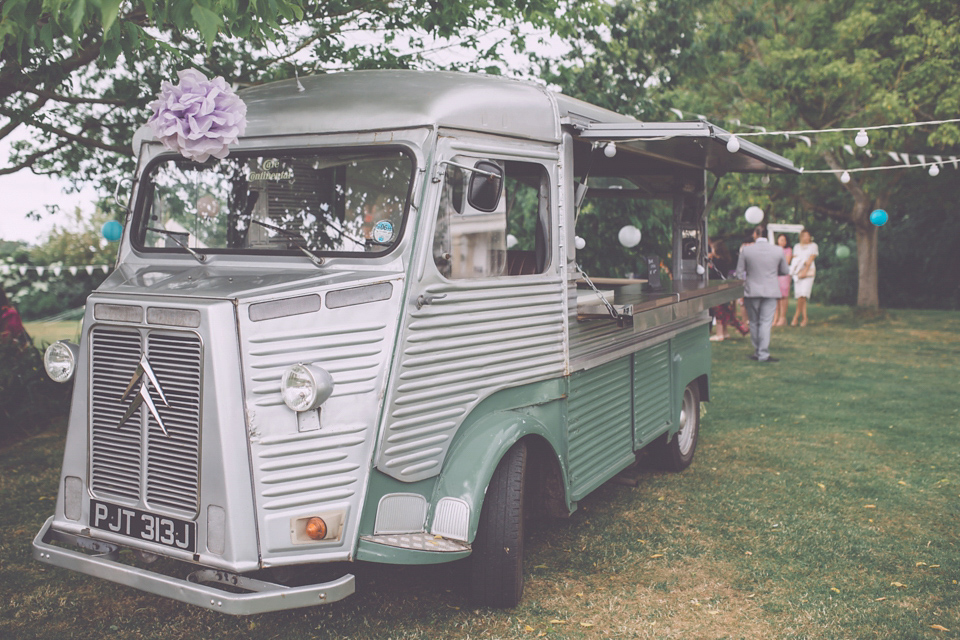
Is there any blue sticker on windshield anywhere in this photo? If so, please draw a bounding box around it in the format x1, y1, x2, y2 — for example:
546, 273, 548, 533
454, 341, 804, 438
373, 220, 394, 244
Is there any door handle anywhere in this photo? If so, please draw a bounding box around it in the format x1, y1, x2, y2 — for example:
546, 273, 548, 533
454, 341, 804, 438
416, 293, 447, 310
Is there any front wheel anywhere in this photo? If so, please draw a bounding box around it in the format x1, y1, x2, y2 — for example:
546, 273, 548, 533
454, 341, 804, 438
468, 440, 527, 607
653, 382, 700, 472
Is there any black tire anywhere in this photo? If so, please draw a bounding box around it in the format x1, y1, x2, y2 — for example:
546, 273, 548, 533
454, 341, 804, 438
468, 440, 527, 608
654, 382, 700, 472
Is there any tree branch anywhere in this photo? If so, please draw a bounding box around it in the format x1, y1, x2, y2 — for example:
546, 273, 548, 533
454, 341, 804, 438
24, 88, 129, 106
796, 194, 851, 223
0, 109, 131, 156
0, 142, 69, 176
0, 95, 50, 141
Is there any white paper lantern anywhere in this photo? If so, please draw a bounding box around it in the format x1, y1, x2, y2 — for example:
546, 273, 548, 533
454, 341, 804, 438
618, 225, 642, 248
744, 206, 764, 224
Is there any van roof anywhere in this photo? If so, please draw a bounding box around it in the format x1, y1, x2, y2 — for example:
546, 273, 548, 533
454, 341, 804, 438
238, 70, 798, 175
240, 70, 635, 142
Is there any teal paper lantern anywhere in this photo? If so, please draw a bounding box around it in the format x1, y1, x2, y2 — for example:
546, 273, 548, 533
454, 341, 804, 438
835, 245, 851, 259
102, 220, 123, 242
869, 209, 888, 226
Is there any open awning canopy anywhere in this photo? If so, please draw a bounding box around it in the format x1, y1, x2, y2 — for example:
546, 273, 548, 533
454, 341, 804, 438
575, 120, 800, 176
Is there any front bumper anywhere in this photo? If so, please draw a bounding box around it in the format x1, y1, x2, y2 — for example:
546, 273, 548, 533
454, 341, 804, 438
33, 516, 355, 615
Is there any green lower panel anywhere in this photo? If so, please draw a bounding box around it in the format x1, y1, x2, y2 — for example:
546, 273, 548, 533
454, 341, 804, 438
566, 358, 635, 500
634, 341, 672, 446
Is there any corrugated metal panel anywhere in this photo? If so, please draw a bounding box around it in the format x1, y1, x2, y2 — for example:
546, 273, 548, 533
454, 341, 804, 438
377, 278, 565, 481
566, 358, 635, 499
247, 322, 387, 407
256, 427, 366, 511
89, 326, 203, 517
673, 322, 706, 354
144, 332, 202, 516
90, 327, 143, 503
633, 342, 671, 445
238, 283, 402, 561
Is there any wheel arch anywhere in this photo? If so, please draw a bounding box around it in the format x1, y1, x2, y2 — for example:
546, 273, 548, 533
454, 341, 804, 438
693, 372, 710, 402
430, 410, 568, 543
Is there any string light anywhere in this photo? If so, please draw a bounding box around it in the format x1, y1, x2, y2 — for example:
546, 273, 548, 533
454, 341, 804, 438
840, 170, 851, 183
854, 129, 869, 147
802, 159, 951, 175
726, 135, 741, 153
729, 116, 960, 139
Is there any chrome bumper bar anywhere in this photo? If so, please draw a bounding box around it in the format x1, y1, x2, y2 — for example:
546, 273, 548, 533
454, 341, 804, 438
33, 516, 355, 615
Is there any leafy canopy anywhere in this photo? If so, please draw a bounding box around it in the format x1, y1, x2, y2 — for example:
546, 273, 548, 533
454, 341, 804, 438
1, 0, 604, 194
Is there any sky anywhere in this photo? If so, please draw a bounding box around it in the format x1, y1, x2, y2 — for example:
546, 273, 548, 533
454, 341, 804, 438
0, 135, 99, 245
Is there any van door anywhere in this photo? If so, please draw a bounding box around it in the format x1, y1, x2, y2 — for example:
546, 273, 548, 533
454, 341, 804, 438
375, 135, 566, 483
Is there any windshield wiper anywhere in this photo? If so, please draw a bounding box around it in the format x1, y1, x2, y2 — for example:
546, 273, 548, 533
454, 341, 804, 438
146, 227, 206, 263
249, 219, 325, 268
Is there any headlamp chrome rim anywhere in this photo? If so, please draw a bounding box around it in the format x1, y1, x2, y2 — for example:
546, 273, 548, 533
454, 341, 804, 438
280, 363, 335, 412
43, 340, 80, 383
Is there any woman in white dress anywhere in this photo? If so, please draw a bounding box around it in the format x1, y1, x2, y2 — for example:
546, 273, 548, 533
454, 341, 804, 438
790, 229, 818, 326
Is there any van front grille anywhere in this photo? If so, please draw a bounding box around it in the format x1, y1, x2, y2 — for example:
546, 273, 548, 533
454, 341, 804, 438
89, 326, 202, 517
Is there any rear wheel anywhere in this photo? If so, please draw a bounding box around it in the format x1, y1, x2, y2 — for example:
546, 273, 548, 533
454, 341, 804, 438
654, 382, 700, 472
468, 440, 527, 607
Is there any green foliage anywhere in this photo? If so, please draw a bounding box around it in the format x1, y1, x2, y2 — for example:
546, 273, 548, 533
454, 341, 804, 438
878, 175, 960, 310
546, 0, 960, 308
0, 341, 71, 445
1, 207, 114, 320
1, 0, 604, 202
576, 198, 673, 278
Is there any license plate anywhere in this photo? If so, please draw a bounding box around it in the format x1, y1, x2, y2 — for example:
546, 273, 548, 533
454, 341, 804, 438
90, 499, 196, 553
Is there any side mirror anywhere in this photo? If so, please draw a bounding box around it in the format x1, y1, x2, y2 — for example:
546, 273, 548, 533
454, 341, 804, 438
467, 161, 503, 212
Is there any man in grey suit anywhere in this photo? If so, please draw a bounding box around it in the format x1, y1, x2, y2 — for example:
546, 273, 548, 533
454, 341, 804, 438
736, 224, 790, 362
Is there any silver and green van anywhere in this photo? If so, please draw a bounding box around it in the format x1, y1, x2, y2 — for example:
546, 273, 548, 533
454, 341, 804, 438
34, 70, 797, 614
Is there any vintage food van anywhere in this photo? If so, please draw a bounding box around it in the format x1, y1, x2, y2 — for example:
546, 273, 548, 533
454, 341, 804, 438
34, 70, 797, 614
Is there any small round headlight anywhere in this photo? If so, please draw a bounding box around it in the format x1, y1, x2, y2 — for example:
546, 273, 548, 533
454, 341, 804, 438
280, 363, 335, 412
44, 341, 79, 383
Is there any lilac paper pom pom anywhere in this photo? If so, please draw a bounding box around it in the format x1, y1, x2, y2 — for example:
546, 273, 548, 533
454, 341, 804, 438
147, 69, 247, 163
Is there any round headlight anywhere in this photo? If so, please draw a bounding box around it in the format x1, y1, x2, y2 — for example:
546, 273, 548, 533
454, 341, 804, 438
44, 341, 79, 383
280, 363, 335, 412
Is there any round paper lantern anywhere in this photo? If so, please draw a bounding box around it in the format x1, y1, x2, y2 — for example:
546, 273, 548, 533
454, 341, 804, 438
744, 206, 764, 225
835, 245, 851, 259
102, 220, 123, 242
618, 225, 642, 248
869, 209, 888, 226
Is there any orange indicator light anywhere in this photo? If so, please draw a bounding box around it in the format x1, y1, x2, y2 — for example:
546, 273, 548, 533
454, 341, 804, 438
305, 517, 327, 540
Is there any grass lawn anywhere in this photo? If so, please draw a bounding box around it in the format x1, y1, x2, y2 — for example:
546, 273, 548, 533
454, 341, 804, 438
23, 320, 83, 347
1, 303, 957, 639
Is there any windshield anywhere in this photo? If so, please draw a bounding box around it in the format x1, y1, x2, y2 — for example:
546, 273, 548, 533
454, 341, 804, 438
134, 148, 414, 257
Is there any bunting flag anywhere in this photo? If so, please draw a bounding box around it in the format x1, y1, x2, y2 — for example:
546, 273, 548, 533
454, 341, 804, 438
0, 263, 111, 277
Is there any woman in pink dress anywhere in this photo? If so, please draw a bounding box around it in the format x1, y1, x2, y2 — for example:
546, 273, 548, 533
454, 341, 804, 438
772, 235, 792, 326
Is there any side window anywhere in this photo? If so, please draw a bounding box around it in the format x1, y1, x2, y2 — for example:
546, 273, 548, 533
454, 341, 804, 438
433, 158, 550, 279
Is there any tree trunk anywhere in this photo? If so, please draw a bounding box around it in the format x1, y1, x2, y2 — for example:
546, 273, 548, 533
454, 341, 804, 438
822, 151, 881, 308
855, 222, 879, 308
